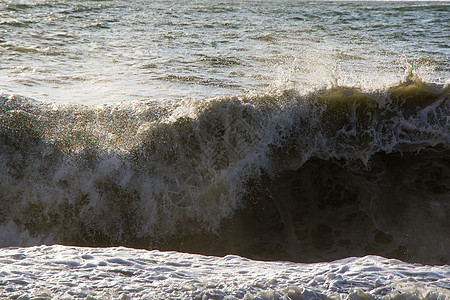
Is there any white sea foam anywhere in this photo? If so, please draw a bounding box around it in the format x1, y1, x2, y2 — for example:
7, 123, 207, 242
1, 2, 449, 298
0, 245, 448, 299
0, 78, 449, 264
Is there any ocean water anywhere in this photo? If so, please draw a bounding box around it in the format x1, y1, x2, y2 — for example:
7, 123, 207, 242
0, 0, 449, 299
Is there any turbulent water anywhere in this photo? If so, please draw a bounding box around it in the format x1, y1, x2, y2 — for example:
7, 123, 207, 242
1, 76, 449, 265
1, 245, 449, 299
0, 0, 449, 299
1, 0, 449, 103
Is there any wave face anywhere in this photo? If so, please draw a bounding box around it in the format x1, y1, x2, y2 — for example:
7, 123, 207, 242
0, 76, 449, 264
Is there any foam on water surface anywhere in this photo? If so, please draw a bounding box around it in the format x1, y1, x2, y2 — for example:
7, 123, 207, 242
0, 1, 449, 298
0, 245, 449, 299
0, 76, 449, 265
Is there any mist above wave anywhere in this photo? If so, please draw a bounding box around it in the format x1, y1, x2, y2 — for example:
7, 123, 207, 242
0, 76, 449, 264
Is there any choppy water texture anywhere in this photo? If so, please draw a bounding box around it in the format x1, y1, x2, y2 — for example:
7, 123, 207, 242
0, 245, 449, 299
0, 0, 449, 299
0, 0, 449, 103
1, 77, 449, 266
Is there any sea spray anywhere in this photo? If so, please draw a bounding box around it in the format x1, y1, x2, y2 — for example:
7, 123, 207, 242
0, 77, 449, 264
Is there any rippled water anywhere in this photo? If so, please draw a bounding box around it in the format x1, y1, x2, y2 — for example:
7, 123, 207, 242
1, 0, 449, 103
1, 1, 449, 299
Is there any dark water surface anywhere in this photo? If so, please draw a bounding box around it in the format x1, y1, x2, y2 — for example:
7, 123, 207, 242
1, 0, 449, 266
1, 77, 449, 264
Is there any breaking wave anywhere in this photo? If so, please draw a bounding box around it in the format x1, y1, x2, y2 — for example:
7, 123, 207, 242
0, 75, 449, 264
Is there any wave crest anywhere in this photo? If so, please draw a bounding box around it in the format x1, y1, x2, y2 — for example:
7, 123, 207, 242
0, 77, 449, 264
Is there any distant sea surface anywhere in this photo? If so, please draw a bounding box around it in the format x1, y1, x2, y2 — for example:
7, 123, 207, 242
0, 1, 449, 299
1, 0, 449, 103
